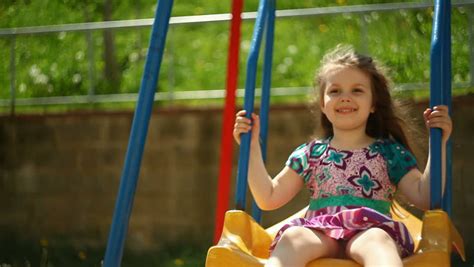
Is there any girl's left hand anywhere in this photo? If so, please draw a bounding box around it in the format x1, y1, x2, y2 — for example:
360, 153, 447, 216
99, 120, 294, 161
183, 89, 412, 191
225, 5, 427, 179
423, 105, 452, 143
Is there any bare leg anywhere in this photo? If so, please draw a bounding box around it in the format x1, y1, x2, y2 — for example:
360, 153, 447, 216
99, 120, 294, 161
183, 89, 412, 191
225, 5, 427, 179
266, 226, 340, 267
346, 228, 403, 267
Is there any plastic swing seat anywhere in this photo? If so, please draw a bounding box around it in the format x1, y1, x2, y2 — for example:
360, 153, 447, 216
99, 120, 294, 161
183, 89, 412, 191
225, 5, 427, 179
206, 201, 465, 267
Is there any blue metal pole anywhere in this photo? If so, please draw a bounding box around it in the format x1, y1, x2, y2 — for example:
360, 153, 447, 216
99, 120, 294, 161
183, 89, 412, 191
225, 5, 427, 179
103, 1, 173, 266
442, 0, 452, 215
235, 0, 269, 211
252, 0, 276, 222
429, 0, 445, 210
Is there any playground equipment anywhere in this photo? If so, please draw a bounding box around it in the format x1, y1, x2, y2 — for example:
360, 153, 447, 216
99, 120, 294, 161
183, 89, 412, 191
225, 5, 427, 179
99, 0, 467, 266
102, 0, 246, 265
213, 0, 244, 244
206, 0, 466, 266
102, 1, 174, 266
206, 201, 465, 266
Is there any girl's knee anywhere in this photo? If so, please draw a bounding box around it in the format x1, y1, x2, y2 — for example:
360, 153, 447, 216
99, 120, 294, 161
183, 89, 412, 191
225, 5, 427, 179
271, 226, 340, 266
359, 228, 395, 246
280, 226, 308, 239
346, 228, 402, 266
276, 226, 309, 251
275, 226, 339, 255
347, 228, 400, 258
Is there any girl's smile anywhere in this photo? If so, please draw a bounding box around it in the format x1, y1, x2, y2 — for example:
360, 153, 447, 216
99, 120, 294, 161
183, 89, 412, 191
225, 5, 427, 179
335, 106, 358, 114
321, 66, 374, 132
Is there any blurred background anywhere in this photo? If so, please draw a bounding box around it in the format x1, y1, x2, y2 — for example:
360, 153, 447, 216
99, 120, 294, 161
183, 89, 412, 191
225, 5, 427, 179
0, 0, 473, 266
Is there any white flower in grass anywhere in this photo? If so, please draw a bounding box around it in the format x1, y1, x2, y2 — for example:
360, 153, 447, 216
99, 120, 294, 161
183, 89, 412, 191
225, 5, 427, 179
363, 14, 372, 23
19, 83, 27, 93
416, 13, 424, 23
371, 12, 379, 21
241, 40, 251, 52
454, 73, 463, 83
29, 64, 40, 77
277, 64, 288, 74
191, 39, 202, 49
287, 45, 298, 55
129, 52, 139, 63
58, 31, 67, 40
75, 51, 84, 61
29, 65, 49, 84
35, 74, 49, 85
73, 73, 82, 84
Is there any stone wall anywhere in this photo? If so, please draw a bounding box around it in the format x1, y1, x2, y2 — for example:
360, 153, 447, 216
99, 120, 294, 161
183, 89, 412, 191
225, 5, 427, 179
0, 95, 473, 254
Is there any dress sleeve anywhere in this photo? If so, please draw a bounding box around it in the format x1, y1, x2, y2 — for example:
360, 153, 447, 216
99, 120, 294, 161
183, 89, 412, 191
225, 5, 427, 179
285, 142, 313, 183
383, 140, 418, 185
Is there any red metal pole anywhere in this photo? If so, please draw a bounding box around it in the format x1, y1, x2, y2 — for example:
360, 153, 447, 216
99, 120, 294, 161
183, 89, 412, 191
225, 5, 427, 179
213, 0, 243, 244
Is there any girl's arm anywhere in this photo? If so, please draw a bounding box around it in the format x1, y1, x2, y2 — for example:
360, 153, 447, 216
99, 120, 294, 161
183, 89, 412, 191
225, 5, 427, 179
233, 110, 304, 210
397, 105, 452, 210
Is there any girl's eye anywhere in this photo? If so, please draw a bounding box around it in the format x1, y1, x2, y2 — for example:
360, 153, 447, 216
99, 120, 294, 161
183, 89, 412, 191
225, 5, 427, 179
328, 89, 339, 94
353, 88, 364, 93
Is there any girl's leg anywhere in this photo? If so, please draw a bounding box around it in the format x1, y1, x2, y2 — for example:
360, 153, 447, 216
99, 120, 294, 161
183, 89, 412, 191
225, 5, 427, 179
266, 226, 340, 267
345, 228, 403, 267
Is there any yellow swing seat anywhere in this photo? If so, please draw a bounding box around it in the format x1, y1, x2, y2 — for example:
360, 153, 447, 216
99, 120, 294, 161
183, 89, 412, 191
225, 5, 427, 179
206, 201, 465, 267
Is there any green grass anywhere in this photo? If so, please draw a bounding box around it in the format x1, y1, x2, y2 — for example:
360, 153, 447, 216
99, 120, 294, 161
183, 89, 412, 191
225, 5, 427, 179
0, 1, 472, 108
0, 237, 208, 267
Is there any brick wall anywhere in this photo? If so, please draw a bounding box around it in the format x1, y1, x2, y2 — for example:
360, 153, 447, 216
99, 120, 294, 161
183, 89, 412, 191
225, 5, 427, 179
0, 95, 473, 254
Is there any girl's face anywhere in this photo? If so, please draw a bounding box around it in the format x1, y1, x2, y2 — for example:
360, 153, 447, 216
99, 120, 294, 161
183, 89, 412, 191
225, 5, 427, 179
320, 66, 375, 132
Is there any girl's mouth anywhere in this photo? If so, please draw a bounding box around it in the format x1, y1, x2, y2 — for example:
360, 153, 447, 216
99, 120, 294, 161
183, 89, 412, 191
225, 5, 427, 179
336, 107, 357, 114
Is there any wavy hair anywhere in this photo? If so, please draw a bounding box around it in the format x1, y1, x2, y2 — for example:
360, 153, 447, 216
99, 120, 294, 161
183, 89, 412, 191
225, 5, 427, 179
312, 45, 417, 154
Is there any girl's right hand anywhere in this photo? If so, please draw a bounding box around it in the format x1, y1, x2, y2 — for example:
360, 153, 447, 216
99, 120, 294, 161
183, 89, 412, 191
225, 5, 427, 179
423, 105, 452, 143
233, 110, 260, 145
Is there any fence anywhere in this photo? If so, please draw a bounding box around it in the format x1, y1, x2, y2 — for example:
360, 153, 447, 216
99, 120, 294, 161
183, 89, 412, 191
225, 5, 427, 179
1, 1, 474, 114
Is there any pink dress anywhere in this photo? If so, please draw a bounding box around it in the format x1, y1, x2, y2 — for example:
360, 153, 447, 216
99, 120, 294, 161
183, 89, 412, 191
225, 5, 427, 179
270, 138, 417, 257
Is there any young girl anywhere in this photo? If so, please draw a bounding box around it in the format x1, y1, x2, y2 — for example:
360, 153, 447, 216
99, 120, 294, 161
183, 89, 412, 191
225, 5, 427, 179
233, 45, 452, 267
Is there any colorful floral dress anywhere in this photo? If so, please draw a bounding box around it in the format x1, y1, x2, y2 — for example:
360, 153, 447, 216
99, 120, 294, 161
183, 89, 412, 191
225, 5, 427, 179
270, 138, 418, 257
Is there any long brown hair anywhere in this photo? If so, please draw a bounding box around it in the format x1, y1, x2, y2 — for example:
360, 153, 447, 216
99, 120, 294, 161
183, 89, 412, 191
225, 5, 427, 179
312, 45, 416, 154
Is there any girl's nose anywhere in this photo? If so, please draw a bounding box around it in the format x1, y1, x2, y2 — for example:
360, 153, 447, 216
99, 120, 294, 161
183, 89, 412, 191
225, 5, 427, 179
340, 93, 352, 102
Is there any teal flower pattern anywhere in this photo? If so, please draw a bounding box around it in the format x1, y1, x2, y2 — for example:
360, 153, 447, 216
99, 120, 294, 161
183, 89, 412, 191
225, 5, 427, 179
321, 148, 352, 169
348, 166, 382, 198
310, 143, 327, 158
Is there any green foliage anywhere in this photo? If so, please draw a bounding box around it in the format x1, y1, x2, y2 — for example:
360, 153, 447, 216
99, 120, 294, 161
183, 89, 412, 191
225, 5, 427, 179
0, 1, 473, 109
